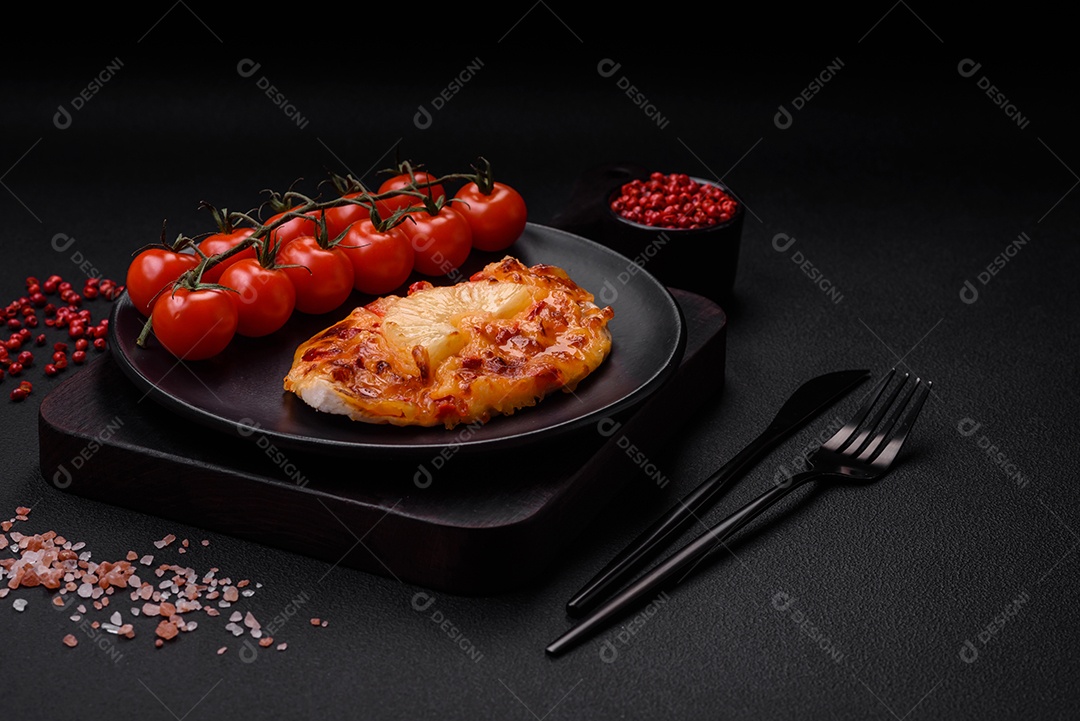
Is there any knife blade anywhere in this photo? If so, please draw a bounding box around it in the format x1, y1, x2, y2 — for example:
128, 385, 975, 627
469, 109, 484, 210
564, 368, 870, 616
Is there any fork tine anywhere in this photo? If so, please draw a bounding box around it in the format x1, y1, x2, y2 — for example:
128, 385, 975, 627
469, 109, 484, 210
821, 368, 896, 452
841, 371, 911, 455
859, 379, 932, 467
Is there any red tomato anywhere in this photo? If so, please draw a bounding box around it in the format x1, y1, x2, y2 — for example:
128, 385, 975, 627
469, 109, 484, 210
401, 206, 473, 277
278, 236, 355, 314
323, 193, 397, 241
339, 220, 415, 295
126, 248, 200, 316
218, 258, 297, 337
266, 206, 319, 247
197, 227, 257, 283
453, 181, 527, 252
378, 171, 446, 214
151, 286, 238, 360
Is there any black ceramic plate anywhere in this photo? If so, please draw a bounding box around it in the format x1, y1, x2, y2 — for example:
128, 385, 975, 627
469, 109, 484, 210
108, 223, 685, 458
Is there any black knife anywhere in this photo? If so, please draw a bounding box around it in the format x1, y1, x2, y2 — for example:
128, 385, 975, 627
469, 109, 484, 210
565, 368, 870, 616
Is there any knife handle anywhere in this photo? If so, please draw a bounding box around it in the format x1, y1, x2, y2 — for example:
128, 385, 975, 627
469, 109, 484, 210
565, 434, 773, 616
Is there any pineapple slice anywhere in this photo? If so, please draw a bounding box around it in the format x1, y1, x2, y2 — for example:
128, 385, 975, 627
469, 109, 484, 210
384, 282, 536, 367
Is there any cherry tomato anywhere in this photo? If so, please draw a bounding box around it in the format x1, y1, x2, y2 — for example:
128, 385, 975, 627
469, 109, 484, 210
453, 181, 527, 252
197, 227, 257, 283
278, 236, 355, 314
126, 248, 200, 316
151, 287, 238, 361
323, 192, 396, 241
266, 206, 319, 247
339, 220, 415, 295
218, 258, 297, 337
378, 171, 446, 215
401, 206, 473, 277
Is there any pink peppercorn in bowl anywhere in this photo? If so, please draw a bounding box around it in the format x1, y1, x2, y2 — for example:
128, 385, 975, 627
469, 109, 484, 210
601, 171, 744, 303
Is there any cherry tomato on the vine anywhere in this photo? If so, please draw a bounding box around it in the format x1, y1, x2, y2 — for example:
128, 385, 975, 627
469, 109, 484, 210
339, 219, 415, 296
378, 170, 445, 215
453, 181, 527, 252
266, 205, 319, 247
400, 205, 473, 277
197, 227, 257, 283
218, 258, 297, 337
278, 236, 355, 314
126, 248, 200, 316
150, 286, 238, 361
323, 192, 397, 242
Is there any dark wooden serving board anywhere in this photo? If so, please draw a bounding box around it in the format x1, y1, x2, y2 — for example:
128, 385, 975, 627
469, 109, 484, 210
38, 289, 726, 596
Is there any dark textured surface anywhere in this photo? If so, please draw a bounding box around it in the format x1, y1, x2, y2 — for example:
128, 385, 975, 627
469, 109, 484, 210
1, 7, 1077, 720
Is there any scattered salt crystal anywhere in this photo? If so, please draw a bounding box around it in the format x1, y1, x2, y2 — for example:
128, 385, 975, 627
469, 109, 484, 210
229, 612, 242, 623
77, 583, 93, 598
70, 615, 81, 622
155, 620, 179, 640
131, 608, 141, 616
110, 611, 122, 626
185, 621, 198, 632
62, 634, 78, 647
140, 555, 153, 566
242, 590, 255, 598
77, 604, 86, 613
201, 540, 210, 547
276, 643, 287, 651
12, 599, 27, 612
243, 612, 259, 630
71, 542, 85, 551
217, 646, 227, 655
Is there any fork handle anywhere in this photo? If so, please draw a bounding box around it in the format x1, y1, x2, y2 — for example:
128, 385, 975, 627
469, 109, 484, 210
547, 471, 821, 656
691, 471, 820, 555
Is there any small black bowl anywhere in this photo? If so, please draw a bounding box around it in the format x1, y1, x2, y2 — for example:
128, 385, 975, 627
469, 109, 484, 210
550, 163, 743, 305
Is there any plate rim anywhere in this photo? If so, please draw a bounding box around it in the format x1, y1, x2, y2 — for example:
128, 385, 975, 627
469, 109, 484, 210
108, 222, 687, 458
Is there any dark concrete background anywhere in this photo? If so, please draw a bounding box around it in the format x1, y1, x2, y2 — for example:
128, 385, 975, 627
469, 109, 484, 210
1, 6, 1076, 719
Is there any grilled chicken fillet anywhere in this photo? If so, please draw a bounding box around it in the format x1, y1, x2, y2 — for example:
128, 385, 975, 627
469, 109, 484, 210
283, 257, 614, 428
